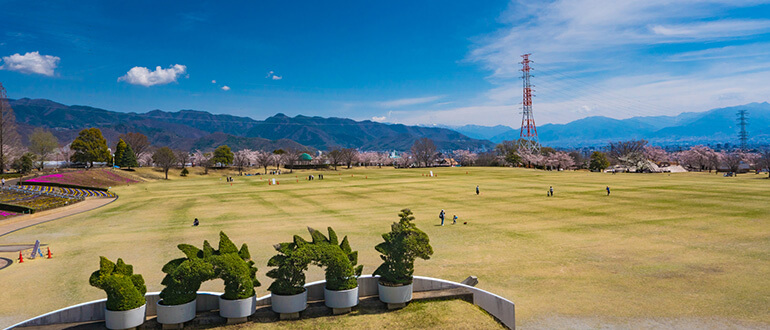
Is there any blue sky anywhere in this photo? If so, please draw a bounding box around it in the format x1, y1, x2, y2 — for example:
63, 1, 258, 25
1, 1, 769, 127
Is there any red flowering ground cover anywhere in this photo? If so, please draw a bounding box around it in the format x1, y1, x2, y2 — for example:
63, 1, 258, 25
25, 169, 138, 188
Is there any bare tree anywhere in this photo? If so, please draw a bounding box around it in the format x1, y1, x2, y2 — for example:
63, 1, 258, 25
759, 149, 770, 178
0, 83, 20, 174
175, 150, 191, 168
722, 151, 744, 174
327, 148, 343, 170
152, 147, 178, 180
340, 148, 358, 169
28, 128, 59, 170
233, 149, 252, 175
411, 138, 437, 168
253, 150, 273, 174
608, 140, 647, 167
118, 132, 150, 160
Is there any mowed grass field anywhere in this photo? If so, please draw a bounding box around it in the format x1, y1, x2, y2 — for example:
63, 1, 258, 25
0, 167, 768, 328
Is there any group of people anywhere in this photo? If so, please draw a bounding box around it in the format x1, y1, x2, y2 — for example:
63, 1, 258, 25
438, 209, 459, 226
308, 174, 324, 180
269, 170, 282, 175
226, 176, 235, 182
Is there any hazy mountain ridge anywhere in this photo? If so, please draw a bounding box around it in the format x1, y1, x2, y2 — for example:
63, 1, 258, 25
9, 98, 492, 152
456, 102, 770, 147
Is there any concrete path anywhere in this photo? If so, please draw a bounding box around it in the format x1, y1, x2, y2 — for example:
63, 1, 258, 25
0, 197, 117, 238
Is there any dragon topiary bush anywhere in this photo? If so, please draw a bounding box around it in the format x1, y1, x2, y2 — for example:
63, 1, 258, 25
89, 257, 147, 311
159, 244, 216, 305
206, 231, 260, 300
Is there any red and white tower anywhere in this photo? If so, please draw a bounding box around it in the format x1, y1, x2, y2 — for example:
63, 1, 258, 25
519, 54, 540, 153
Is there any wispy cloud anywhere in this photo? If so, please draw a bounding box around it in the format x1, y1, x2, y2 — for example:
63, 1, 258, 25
435, 0, 770, 126
118, 64, 187, 87
379, 95, 444, 108
221, 85, 230, 91
0, 51, 60, 76
371, 116, 386, 122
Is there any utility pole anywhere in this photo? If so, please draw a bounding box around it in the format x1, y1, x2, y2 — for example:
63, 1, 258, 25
737, 109, 748, 151
518, 54, 540, 154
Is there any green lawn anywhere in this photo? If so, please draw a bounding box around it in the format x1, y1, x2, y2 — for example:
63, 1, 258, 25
213, 299, 503, 330
0, 167, 768, 328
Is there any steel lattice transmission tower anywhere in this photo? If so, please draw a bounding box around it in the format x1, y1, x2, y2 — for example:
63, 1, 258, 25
518, 54, 540, 153
737, 109, 749, 150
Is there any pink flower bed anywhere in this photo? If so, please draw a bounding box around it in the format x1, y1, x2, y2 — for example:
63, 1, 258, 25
24, 169, 138, 188
0, 211, 19, 218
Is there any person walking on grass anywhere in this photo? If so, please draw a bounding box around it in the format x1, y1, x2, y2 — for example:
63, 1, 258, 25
453, 214, 458, 225
439, 209, 445, 226
606, 186, 610, 196
476, 185, 479, 195
1, 178, 4, 187
549, 186, 554, 197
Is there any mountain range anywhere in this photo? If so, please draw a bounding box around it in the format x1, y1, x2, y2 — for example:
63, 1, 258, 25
8, 98, 492, 152
445, 102, 770, 148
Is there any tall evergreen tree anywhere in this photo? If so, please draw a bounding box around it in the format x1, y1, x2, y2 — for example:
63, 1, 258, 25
121, 144, 139, 169
114, 139, 128, 167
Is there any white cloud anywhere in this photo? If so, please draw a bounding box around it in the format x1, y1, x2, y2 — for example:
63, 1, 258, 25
371, 116, 386, 122
118, 64, 187, 87
266, 70, 282, 80
211, 80, 216, 84
0, 51, 60, 76
221, 85, 230, 91
379, 95, 444, 108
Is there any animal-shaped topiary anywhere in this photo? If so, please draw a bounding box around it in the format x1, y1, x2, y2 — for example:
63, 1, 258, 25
374, 208, 433, 286
307, 227, 363, 291
159, 244, 216, 305
89, 257, 147, 311
204, 231, 260, 300
266, 235, 313, 295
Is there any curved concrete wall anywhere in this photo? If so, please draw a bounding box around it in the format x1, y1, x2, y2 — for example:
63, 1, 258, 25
9, 275, 515, 329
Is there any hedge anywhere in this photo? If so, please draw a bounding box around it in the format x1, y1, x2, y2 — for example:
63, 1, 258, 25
0, 203, 35, 214
18, 181, 109, 192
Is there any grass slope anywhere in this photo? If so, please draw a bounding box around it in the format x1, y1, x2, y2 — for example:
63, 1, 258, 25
0, 167, 768, 328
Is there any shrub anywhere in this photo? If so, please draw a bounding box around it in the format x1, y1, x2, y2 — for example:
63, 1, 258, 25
180, 168, 189, 176
89, 257, 147, 311
266, 236, 313, 295
308, 227, 363, 291
373, 208, 433, 286
205, 232, 260, 300
159, 244, 215, 305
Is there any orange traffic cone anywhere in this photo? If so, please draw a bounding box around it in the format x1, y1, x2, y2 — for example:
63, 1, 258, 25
18, 251, 23, 263
47, 247, 52, 259
277, 181, 280, 185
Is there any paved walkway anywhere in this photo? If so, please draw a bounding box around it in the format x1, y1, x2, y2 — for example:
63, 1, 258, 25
0, 197, 117, 238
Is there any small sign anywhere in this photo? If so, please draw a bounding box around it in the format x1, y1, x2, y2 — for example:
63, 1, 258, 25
30, 240, 41, 259
272, 178, 277, 185
430, 171, 434, 177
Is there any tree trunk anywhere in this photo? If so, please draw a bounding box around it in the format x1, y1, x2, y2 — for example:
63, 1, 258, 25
164, 168, 169, 180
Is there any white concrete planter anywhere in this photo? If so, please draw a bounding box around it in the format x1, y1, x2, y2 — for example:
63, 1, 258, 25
378, 282, 413, 304
104, 304, 146, 330
218, 295, 256, 319
156, 299, 197, 325
270, 290, 307, 314
324, 286, 359, 309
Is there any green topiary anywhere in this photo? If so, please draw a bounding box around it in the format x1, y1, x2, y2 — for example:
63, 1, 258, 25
159, 244, 216, 305
308, 227, 363, 291
180, 168, 189, 176
266, 236, 313, 295
205, 232, 260, 300
373, 208, 433, 286
89, 257, 147, 311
